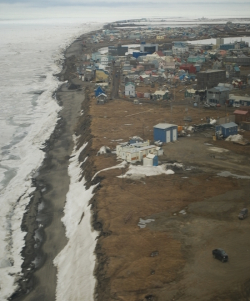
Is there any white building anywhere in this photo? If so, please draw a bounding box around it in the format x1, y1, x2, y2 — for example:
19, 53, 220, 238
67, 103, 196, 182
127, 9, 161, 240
116, 142, 163, 164
100, 56, 109, 66
125, 82, 136, 97
172, 41, 189, 55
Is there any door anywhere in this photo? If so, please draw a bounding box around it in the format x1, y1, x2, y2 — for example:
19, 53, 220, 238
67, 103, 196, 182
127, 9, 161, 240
172, 129, 177, 141
166, 130, 170, 143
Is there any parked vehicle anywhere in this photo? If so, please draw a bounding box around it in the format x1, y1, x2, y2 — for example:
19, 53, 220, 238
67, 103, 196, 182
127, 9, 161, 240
212, 248, 228, 262
238, 208, 248, 220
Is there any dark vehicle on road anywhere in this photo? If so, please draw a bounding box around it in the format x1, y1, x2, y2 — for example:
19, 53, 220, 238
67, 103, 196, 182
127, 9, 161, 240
238, 208, 248, 220
212, 249, 228, 262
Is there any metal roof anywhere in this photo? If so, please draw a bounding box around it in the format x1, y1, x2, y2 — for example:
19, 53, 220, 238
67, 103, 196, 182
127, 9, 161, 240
154, 123, 177, 129
220, 122, 238, 128
208, 86, 230, 92
233, 110, 248, 115
153, 90, 169, 95
125, 82, 135, 86
229, 94, 250, 102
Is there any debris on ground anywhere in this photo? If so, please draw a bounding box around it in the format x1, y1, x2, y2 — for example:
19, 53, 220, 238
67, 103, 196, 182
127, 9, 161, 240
210, 118, 217, 125
150, 251, 159, 257
97, 146, 111, 155
166, 162, 184, 172
154, 140, 163, 146
208, 147, 229, 153
225, 134, 249, 145
138, 218, 155, 228
225, 134, 243, 142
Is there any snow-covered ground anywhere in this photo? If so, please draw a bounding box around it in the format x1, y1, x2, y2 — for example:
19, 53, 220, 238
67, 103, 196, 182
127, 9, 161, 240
119, 164, 175, 178
54, 136, 98, 301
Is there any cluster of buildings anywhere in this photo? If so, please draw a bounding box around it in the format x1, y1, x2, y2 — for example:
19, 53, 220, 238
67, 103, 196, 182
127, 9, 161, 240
77, 21, 250, 107
115, 124, 178, 166
75, 22, 250, 164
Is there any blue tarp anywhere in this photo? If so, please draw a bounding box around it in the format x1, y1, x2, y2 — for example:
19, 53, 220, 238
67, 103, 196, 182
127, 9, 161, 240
95, 86, 105, 97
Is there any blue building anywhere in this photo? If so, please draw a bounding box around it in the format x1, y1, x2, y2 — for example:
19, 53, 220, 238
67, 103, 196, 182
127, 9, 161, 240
154, 123, 178, 143
215, 122, 238, 138
220, 44, 235, 50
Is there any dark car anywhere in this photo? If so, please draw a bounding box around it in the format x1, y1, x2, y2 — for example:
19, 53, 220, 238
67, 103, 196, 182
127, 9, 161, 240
238, 208, 248, 220
212, 248, 228, 262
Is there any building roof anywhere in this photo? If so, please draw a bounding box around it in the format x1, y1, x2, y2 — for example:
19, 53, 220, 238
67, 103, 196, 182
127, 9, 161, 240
153, 90, 169, 95
229, 94, 250, 102
199, 69, 225, 74
208, 86, 230, 92
97, 93, 107, 98
154, 123, 177, 129
125, 82, 135, 86
220, 122, 238, 128
155, 51, 164, 57
233, 110, 248, 115
123, 145, 157, 154
187, 89, 196, 94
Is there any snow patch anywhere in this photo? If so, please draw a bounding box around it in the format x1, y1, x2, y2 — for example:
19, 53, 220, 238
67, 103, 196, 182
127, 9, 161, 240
92, 161, 127, 181
119, 164, 174, 178
97, 146, 110, 155
54, 136, 98, 301
208, 147, 229, 153
217, 171, 250, 179
225, 134, 243, 142
138, 218, 155, 229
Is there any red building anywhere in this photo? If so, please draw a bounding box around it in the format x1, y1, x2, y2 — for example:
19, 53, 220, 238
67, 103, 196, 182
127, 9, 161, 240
179, 64, 196, 74
233, 109, 250, 124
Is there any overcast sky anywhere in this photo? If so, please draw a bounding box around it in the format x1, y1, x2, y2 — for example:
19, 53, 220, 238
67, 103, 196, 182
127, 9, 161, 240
0, 0, 249, 21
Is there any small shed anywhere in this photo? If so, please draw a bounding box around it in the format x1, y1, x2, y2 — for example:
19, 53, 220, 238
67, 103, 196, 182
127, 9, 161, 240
240, 121, 250, 131
233, 110, 249, 124
185, 89, 196, 98
125, 82, 136, 97
96, 93, 107, 105
136, 92, 144, 98
143, 154, 158, 166
215, 122, 238, 138
152, 90, 170, 101
153, 123, 178, 143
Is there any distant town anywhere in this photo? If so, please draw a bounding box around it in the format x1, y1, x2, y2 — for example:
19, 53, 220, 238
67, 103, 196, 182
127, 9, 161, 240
75, 20, 250, 135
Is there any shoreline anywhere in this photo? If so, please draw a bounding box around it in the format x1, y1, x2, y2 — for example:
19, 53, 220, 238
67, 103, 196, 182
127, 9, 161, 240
10, 30, 98, 300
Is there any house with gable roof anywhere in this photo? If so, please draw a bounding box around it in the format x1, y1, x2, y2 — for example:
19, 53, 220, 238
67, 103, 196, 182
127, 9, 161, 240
125, 82, 136, 97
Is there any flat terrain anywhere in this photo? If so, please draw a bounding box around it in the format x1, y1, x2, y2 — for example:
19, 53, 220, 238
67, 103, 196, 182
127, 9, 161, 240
82, 88, 250, 301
